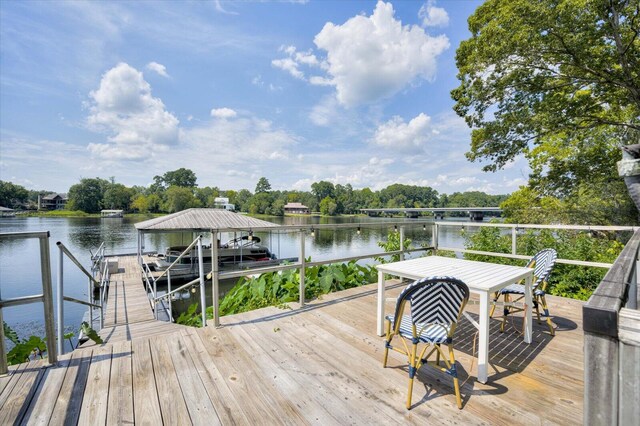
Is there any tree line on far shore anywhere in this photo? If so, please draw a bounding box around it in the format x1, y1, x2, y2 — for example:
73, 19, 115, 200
0, 168, 507, 217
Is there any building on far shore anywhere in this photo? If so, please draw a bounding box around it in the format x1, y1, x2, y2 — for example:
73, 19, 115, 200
38, 193, 68, 210
284, 202, 310, 215
214, 197, 235, 211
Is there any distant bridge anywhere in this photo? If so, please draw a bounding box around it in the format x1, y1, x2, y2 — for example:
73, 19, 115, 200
360, 207, 502, 221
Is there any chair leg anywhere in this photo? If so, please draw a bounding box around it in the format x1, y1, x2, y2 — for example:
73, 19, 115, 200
435, 344, 440, 366
539, 294, 555, 336
489, 291, 499, 317
383, 319, 391, 367
406, 342, 419, 409
448, 344, 462, 409
500, 294, 510, 333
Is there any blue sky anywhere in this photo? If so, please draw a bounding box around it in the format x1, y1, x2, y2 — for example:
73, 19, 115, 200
0, 0, 529, 194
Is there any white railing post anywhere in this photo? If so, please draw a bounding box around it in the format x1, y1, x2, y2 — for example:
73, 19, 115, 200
153, 267, 158, 320
167, 270, 172, 320
432, 223, 439, 254
512, 226, 517, 255
0, 289, 7, 375
88, 276, 93, 329
400, 226, 405, 261
197, 236, 206, 327
211, 231, 220, 327
299, 230, 306, 306
57, 245, 64, 356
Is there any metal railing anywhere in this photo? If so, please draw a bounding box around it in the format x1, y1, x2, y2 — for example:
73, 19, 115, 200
0, 232, 57, 375
141, 235, 207, 325
56, 242, 108, 355
432, 221, 638, 269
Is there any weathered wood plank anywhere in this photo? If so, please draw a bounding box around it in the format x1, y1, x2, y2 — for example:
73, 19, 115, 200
0, 359, 46, 424
148, 337, 191, 425
165, 333, 219, 425
78, 345, 113, 424
48, 348, 93, 425
131, 338, 163, 424
106, 340, 134, 425
19, 354, 72, 425
180, 327, 251, 425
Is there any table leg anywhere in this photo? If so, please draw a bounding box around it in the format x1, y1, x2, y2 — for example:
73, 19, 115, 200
524, 274, 533, 343
377, 271, 385, 336
477, 291, 490, 383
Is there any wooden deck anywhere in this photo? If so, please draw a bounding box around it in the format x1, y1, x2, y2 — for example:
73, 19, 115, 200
0, 255, 585, 424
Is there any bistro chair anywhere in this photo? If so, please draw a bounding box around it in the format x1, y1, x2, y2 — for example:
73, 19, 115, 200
490, 248, 558, 335
383, 276, 470, 410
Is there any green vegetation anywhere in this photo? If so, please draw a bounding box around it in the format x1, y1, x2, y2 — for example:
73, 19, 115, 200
1, 172, 507, 217
462, 224, 626, 300
219, 259, 378, 315
454, 0, 639, 226
3, 321, 102, 365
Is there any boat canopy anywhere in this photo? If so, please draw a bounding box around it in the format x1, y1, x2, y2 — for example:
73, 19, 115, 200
134, 208, 281, 233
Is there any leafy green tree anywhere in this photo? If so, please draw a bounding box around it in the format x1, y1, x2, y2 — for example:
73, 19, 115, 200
319, 196, 337, 216
0, 181, 28, 208
195, 186, 220, 207
163, 186, 201, 213
453, 0, 639, 173
153, 168, 198, 190
131, 194, 150, 213
311, 181, 335, 202
103, 183, 134, 210
255, 177, 272, 193
67, 178, 109, 213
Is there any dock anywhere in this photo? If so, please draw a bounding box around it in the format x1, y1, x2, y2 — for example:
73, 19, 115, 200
0, 254, 584, 424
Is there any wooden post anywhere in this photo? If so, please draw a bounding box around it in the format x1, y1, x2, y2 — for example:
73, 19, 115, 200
39, 233, 57, 366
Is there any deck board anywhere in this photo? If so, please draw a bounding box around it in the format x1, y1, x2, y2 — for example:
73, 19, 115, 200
3, 254, 586, 424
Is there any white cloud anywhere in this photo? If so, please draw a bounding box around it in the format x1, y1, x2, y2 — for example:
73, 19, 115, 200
371, 113, 431, 149
146, 61, 169, 78
214, 0, 238, 15
271, 57, 305, 80
268, 150, 289, 160
419, 1, 449, 28
86, 62, 179, 160
210, 107, 237, 119
313, 1, 449, 106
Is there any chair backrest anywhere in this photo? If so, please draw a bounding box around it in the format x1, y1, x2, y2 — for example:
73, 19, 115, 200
527, 248, 557, 289
392, 276, 469, 335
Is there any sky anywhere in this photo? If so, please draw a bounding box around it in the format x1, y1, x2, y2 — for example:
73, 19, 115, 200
0, 0, 530, 195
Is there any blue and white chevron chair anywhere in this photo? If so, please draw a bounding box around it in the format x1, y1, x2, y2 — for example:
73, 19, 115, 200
490, 248, 558, 335
383, 276, 470, 410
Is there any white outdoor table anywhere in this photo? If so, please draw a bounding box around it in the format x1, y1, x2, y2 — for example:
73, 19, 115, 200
376, 256, 533, 384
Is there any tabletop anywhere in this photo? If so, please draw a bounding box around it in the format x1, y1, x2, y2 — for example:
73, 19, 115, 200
376, 256, 532, 293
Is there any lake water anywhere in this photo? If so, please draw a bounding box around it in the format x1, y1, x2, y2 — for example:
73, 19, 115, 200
0, 215, 470, 343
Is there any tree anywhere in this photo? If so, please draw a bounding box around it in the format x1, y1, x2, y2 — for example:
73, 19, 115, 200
163, 186, 201, 213
319, 196, 338, 216
0, 181, 28, 209
255, 177, 272, 193
67, 178, 109, 213
311, 181, 335, 202
453, 0, 639, 175
103, 184, 134, 211
153, 168, 198, 190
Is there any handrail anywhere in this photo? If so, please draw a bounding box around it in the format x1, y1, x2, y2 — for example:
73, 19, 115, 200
0, 231, 57, 376
432, 221, 632, 269
153, 276, 200, 302
56, 241, 108, 355
56, 242, 99, 286
153, 235, 203, 282
142, 235, 204, 320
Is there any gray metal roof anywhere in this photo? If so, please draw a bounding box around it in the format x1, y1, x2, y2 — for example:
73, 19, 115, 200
134, 208, 280, 232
